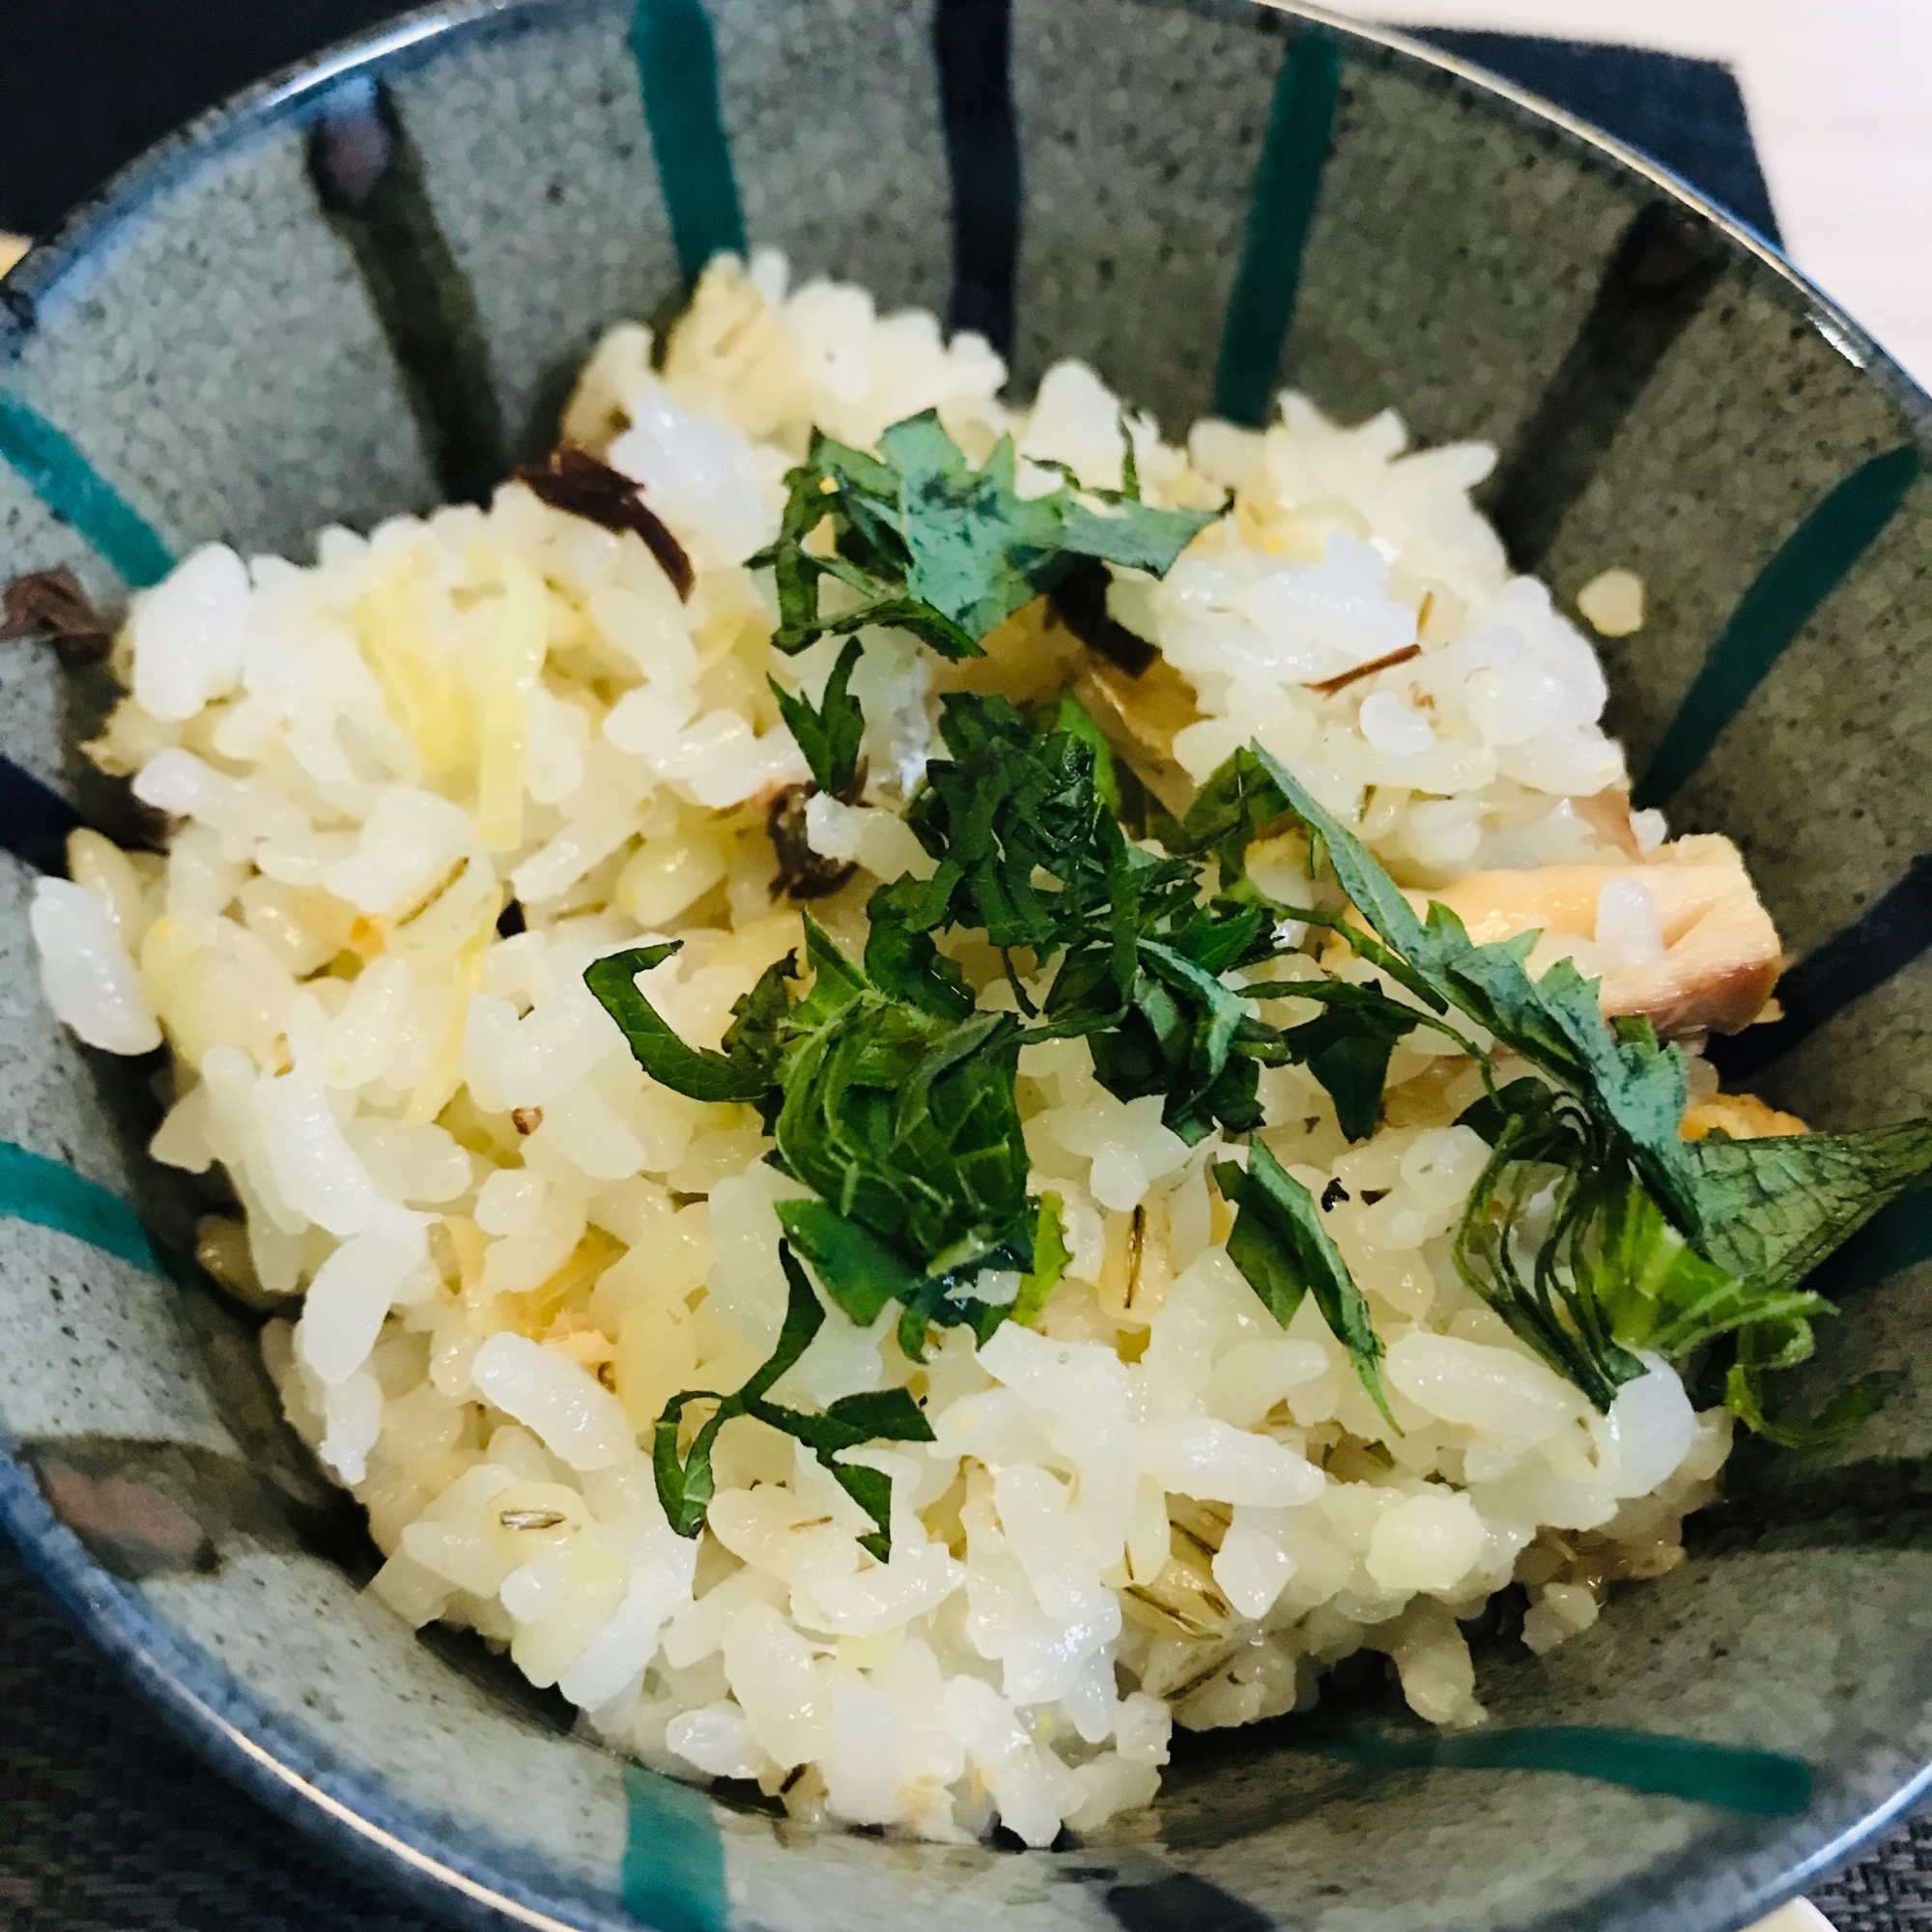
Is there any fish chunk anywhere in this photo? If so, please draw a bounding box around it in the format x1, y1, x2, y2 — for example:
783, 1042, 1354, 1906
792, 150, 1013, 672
1069, 654, 1203, 815
1409, 835, 1782, 1038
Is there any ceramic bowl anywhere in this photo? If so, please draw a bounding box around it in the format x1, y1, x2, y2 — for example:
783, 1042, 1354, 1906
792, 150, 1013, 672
1, 3, 1929, 1928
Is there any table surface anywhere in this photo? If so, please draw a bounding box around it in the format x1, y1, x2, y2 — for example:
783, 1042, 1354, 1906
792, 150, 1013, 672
1, 6, 1930, 1929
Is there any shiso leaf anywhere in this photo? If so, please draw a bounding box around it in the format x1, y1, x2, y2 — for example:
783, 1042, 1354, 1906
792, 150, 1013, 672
1447, 1094, 1650, 1411
749, 410, 1212, 662
1160, 744, 1291, 891
588, 917, 1036, 1320
884, 417, 1069, 641
1010, 1193, 1070, 1328
653, 1243, 933, 1557
1590, 1177, 1831, 1362
776, 1197, 924, 1327
1213, 1141, 1395, 1426
864, 876, 977, 1021
768, 637, 867, 801
584, 944, 781, 1104
1685, 1122, 1932, 1298
885, 411, 1213, 638
1723, 1315, 1884, 1451
1236, 975, 1465, 1145
1039, 687, 1123, 817
901, 693, 1110, 952
1242, 743, 1703, 1236
1214, 742, 1932, 1430
604, 398, 1932, 1455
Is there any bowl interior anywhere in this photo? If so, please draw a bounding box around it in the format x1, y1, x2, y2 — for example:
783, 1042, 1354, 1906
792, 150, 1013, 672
0, 3, 1929, 1929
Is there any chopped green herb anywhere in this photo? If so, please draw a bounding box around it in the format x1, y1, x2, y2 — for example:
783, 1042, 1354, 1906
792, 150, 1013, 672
774, 1197, 923, 1327
1686, 1122, 1932, 1298
1010, 1193, 1070, 1328
900, 693, 1111, 952
1449, 1092, 1652, 1411
1212, 1140, 1394, 1426
749, 411, 1214, 662
584, 944, 785, 1105
1161, 743, 1293, 892
1241, 975, 1475, 1144
1723, 1317, 1884, 1451
862, 876, 976, 1021
607, 394, 1932, 1456
654, 1242, 933, 1557
776, 981, 1030, 1276
1244, 743, 1704, 1235
1207, 741, 1932, 1433
769, 636, 867, 800
1037, 687, 1123, 817
590, 916, 1036, 1333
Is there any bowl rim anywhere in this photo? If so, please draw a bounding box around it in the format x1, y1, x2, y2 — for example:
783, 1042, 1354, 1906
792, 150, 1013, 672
1, 2, 1927, 1928
4, 0, 1931, 451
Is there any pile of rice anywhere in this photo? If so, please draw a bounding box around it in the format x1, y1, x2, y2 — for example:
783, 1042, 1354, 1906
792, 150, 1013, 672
32, 252, 1733, 1847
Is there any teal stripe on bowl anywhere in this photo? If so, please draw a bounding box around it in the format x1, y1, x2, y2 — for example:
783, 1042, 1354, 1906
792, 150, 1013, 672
0, 1141, 158, 1275
1308, 1722, 1810, 1815
629, 0, 746, 290
1211, 25, 1341, 429
622, 1762, 728, 1932
0, 393, 174, 588
1635, 442, 1920, 810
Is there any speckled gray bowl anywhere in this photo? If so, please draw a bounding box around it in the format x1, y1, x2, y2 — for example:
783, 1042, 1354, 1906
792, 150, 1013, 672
1, 3, 1929, 1929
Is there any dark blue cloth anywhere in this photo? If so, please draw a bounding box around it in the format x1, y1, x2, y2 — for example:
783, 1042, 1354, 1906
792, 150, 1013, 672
1407, 27, 1780, 244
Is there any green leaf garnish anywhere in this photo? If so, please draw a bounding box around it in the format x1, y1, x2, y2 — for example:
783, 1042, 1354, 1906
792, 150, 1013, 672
1010, 1193, 1070, 1328
590, 914, 1037, 1350
1160, 743, 1293, 892
769, 637, 866, 799
1686, 1122, 1932, 1298
606, 386, 1932, 1454
1210, 741, 1932, 1429
1722, 1315, 1884, 1451
886, 416, 1071, 641
1242, 975, 1474, 1144
862, 876, 977, 1021
1212, 1140, 1394, 1426
585, 944, 786, 1104
750, 434, 980, 660
1037, 687, 1123, 817
1449, 1090, 1653, 1410
653, 1241, 935, 1558
749, 411, 1213, 662
898, 694, 1108, 951
776, 1197, 925, 1327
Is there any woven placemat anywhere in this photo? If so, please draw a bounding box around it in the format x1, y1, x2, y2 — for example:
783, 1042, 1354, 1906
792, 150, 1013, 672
0, 7, 1920, 1927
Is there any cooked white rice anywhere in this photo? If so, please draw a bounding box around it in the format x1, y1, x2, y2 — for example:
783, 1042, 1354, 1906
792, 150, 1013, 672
34, 252, 1741, 1847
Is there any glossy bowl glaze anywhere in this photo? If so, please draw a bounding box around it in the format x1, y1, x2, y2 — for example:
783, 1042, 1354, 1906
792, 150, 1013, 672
0, 3, 1928, 1928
